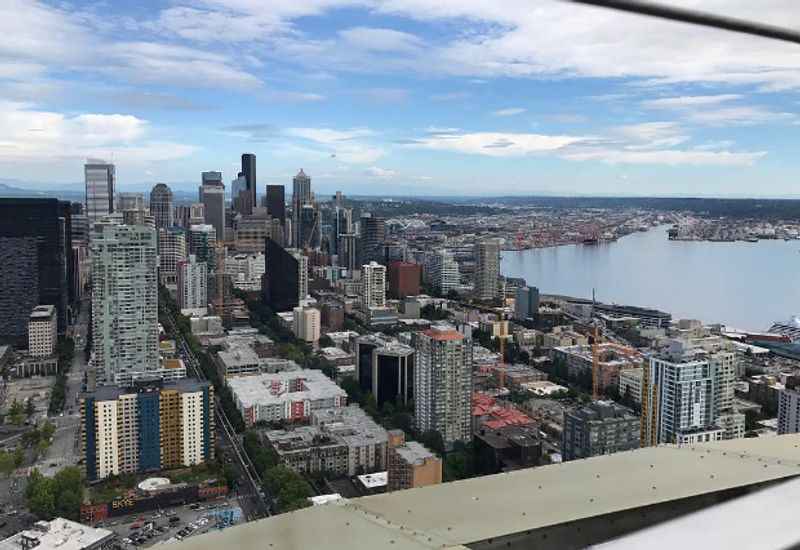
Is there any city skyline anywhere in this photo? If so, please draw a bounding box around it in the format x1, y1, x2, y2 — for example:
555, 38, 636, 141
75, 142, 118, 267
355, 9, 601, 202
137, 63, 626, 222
2, 1, 800, 197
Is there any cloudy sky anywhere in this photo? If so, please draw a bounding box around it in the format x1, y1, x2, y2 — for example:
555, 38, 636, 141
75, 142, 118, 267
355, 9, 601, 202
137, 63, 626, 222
2, 0, 800, 196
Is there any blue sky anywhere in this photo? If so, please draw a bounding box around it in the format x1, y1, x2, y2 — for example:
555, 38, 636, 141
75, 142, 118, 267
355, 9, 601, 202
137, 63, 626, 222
2, 0, 800, 197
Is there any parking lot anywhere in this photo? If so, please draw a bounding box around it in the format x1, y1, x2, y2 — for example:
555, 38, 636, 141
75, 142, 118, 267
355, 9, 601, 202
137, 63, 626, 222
101, 498, 242, 548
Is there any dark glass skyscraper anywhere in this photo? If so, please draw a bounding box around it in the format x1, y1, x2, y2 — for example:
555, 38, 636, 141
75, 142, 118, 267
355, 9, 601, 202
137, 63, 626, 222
149, 183, 174, 229
263, 239, 305, 312
266, 185, 286, 225
0, 199, 72, 346
241, 153, 257, 212
359, 214, 386, 265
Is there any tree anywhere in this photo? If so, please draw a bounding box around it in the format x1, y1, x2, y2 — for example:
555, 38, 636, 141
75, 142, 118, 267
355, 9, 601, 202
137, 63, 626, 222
25, 398, 36, 418
13, 447, 24, 468
419, 430, 445, 455
318, 334, 335, 348
8, 400, 25, 426
0, 451, 15, 477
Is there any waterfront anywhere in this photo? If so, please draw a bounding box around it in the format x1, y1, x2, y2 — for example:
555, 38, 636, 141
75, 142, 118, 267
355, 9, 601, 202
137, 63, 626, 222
501, 226, 800, 331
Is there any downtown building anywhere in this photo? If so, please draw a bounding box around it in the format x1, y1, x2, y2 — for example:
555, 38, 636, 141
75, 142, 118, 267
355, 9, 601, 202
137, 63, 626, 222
359, 214, 385, 265
413, 325, 473, 449
0, 198, 74, 346
361, 261, 387, 310
291, 169, 313, 247
514, 286, 540, 322
474, 239, 502, 302
176, 254, 208, 314
199, 172, 225, 243
263, 239, 308, 311
641, 338, 743, 446
149, 183, 174, 229
157, 227, 187, 286
90, 219, 163, 385
562, 400, 640, 461
293, 306, 321, 344
28, 305, 58, 357
387, 261, 421, 299
425, 250, 460, 295
80, 379, 215, 481
85, 160, 115, 223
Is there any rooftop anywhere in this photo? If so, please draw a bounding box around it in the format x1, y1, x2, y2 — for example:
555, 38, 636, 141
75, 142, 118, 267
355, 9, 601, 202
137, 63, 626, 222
30, 305, 56, 320
228, 370, 346, 408
394, 440, 438, 465
356, 471, 388, 489
83, 378, 210, 401
0, 518, 114, 550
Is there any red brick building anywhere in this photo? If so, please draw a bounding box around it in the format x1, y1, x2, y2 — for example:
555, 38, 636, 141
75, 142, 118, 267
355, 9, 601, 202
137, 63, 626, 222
387, 261, 421, 298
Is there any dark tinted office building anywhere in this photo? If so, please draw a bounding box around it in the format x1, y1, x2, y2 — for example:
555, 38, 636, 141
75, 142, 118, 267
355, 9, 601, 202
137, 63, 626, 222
0, 199, 72, 346
355, 335, 383, 396
266, 185, 285, 225
359, 214, 385, 265
373, 343, 414, 407
241, 153, 257, 210
263, 238, 301, 311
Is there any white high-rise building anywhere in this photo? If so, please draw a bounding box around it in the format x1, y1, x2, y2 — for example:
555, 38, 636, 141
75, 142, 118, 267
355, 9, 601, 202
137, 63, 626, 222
779, 382, 800, 434
28, 305, 57, 357
427, 250, 460, 294
90, 220, 160, 385
177, 254, 208, 314
84, 160, 115, 224
361, 261, 386, 310
157, 227, 187, 286
225, 252, 265, 292
293, 307, 321, 344
413, 325, 473, 449
474, 239, 501, 302
642, 338, 740, 446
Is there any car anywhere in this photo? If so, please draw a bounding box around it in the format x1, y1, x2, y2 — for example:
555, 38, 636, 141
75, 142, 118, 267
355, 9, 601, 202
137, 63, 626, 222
122, 539, 131, 545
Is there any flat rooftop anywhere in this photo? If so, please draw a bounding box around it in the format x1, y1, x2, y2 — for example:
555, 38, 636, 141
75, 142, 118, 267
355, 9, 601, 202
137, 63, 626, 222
228, 370, 346, 408
30, 305, 56, 319
0, 518, 114, 550
394, 441, 438, 465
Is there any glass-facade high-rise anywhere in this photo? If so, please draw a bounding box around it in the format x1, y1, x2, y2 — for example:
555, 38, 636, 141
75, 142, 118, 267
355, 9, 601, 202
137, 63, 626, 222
0, 198, 73, 345
149, 183, 174, 229
199, 171, 225, 243
241, 153, 257, 214
84, 160, 115, 223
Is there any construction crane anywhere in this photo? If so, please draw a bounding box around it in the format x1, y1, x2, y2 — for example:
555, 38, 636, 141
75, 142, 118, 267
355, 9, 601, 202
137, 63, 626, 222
592, 325, 601, 401
498, 335, 507, 389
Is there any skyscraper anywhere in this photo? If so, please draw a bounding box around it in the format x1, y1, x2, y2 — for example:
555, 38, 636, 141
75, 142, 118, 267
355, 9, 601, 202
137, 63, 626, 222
84, 159, 115, 223
90, 220, 159, 385
426, 250, 460, 294
0, 199, 72, 345
241, 153, 257, 214
359, 214, 385, 265
263, 239, 307, 311
177, 254, 208, 313
149, 183, 174, 229
291, 169, 312, 246
413, 325, 473, 449
361, 261, 387, 310
387, 261, 421, 299
514, 286, 540, 322
199, 171, 225, 242
266, 185, 286, 226
474, 239, 502, 302
157, 227, 187, 286
188, 224, 216, 269
116, 192, 146, 213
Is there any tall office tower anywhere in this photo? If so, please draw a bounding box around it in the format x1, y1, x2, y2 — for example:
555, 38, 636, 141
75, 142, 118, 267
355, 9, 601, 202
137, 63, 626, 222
157, 227, 187, 286
266, 185, 286, 226
514, 286, 540, 322
0, 199, 72, 345
413, 325, 473, 449
387, 261, 421, 299
338, 233, 358, 272
474, 239, 502, 302
241, 153, 257, 213
231, 172, 254, 216
176, 254, 208, 313
188, 224, 216, 268
361, 261, 387, 310
80, 380, 215, 481
84, 159, 115, 223
117, 192, 145, 213
562, 401, 640, 461
293, 306, 320, 344
298, 204, 320, 249
427, 250, 460, 294
28, 305, 57, 357
359, 214, 385, 265
263, 239, 308, 311
90, 220, 159, 385
331, 206, 352, 256
199, 172, 225, 243
149, 183, 174, 229
174, 203, 204, 228
291, 169, 312, 246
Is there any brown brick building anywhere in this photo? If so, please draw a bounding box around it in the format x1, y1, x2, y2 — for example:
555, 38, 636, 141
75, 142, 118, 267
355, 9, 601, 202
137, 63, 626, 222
387, 261, 421, 299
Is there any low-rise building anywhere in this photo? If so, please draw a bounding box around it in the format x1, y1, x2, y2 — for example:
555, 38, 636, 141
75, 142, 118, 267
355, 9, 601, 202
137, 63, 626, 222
552, 343, 641, 392
264, 405, 388, 476
618, 367, 643, 405
474, 424, 542, 474
542, 326, 588, 349
562, 400, 640, 461
386, 430, 442, 492
0, 518, 115, 550
229, 370, 347, 426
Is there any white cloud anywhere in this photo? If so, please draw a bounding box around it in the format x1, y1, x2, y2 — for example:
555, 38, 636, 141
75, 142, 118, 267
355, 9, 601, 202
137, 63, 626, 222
561, 147, 766, 167
614, 122, 690, 149
492, 107, 527, 117
687, 106, 795, 126
410, 131, 586, 157
430, 91, 470, 101
0, 101, 195, 164
365, 166, 398, 178
339, 27, 423, 53
642, 95, 742, 109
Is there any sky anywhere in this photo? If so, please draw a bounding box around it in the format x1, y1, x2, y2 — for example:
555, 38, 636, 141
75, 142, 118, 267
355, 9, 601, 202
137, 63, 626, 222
2, 0, 800, 197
